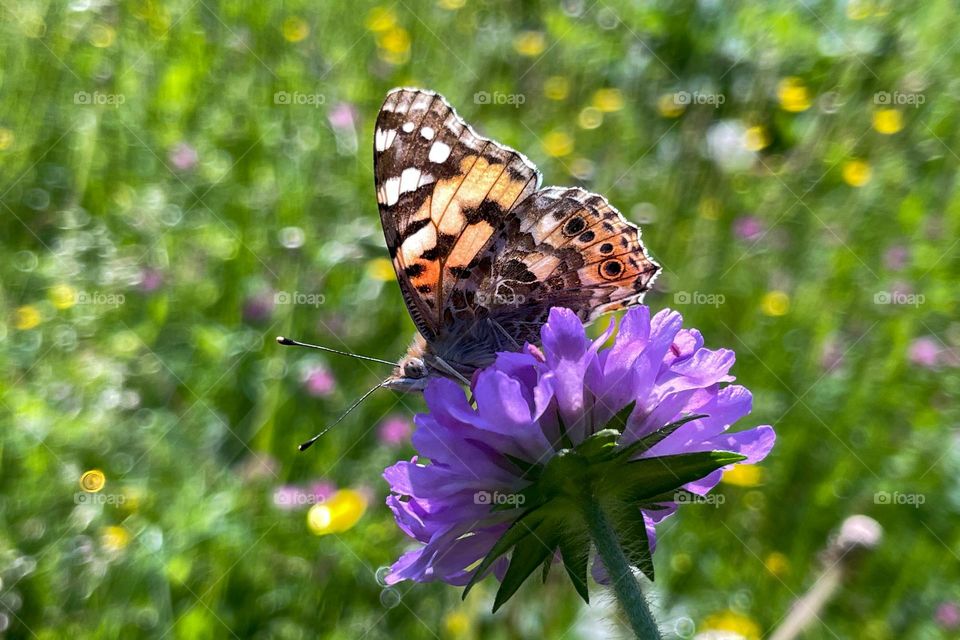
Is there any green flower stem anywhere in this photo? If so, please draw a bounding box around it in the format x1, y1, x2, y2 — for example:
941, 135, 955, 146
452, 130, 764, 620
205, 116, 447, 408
582, 498, 662, 640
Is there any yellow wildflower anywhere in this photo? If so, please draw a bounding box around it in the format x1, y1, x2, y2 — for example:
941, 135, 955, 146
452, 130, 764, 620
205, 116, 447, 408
367, 257, 397, 282
49, 284, 76, 310
542, 131, 573, 157
80, 469, 106, 493
592, 88, 624, 112
778, 77, 811, 113
307, 489, 367, 535
282, 17, 310, 42
702, 610, 761, 640
722, 464, 763, 487
14, 305, 41, 330
544, 76, 569, 101
761, 291, 790, 316
872, 109, 903, 135
513, 31, 546, 57
842, 159, 872, 187
657, 93, 685, 118
101, 526, 130, 552
744, 125, 771, 151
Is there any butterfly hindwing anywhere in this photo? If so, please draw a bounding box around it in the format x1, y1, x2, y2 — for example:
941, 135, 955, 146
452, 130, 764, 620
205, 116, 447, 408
461, 186, 659, 348
374, 88, 541, 341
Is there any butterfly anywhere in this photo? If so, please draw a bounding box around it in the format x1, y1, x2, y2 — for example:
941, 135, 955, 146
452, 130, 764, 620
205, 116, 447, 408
373, 88, 660, 392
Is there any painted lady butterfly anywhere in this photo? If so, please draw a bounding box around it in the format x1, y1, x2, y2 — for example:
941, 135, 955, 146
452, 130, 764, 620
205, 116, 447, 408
374, 88, 660, 392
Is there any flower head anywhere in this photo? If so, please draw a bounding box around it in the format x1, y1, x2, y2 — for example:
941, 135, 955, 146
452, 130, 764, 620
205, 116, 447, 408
908, 336, 944, 369
379, 415, 412, 446
384, 306, 774, 591
936, 601, 960, 630
733, 215, 765, 241
168, 142, 198, 171
303, 365, 336, 397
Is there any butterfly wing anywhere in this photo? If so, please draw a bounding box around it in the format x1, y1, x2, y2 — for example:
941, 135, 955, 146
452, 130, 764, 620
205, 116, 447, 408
472, 186, 660, 347
374, 88, 541, 342
374, 88, 659, 379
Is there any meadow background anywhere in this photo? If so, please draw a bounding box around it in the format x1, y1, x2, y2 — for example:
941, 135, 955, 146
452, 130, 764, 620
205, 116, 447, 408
2, 0, 959, 638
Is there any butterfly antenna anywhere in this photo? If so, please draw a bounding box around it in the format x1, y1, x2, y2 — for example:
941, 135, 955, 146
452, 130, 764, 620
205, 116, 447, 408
276, 336, 398, 367
298, 381, 386, 452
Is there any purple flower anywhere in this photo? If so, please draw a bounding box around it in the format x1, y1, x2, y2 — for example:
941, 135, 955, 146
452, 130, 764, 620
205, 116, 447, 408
379, 415, 412, 446
304, 365, 336, 397
733, 215, 764, 241
384, 306, 775, 586
138, 268, 163, 292
328, 102, 359, 155
168, 142, 198, 171
936, 601, 960, 630
819, 338, 844, 372
908, 337, 941, 369
309, 480, 336, 502
327, 102, 357, 131
884, 245, 909, 271
242, 292, 274, 324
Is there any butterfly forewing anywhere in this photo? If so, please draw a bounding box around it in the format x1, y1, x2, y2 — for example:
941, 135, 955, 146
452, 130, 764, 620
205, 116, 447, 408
374, 88, 541, 340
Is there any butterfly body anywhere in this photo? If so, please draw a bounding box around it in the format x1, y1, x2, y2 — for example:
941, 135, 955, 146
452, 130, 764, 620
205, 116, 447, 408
375, 88, 660, 392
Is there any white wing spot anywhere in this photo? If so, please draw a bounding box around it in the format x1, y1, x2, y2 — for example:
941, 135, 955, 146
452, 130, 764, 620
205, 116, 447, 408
384, 177, 401, 206
428, 141, 452, 164
375, 128, 398, 152
399, 168, 420, 194
421, 126, 435, 140
402, 121, 415, 133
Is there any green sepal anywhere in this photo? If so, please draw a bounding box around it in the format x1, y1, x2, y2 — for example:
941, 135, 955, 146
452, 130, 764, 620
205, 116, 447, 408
503, 452, 542, 480
576, 428, 621, 461
602, 413, 707, 464
619, 505, 655, 581
462, 507, 548, 599
605, 451, 745, 503
604, 400, 637, 432
558, 529, 591, 604
463, 412, 747, 613
492, 520, 561, 612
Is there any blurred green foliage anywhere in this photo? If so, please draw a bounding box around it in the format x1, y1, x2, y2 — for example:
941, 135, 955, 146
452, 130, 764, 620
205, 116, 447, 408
1, 0, 959, 638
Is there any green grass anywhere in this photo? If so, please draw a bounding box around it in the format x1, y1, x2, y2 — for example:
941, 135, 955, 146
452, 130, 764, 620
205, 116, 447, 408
1, 0, 958, 638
